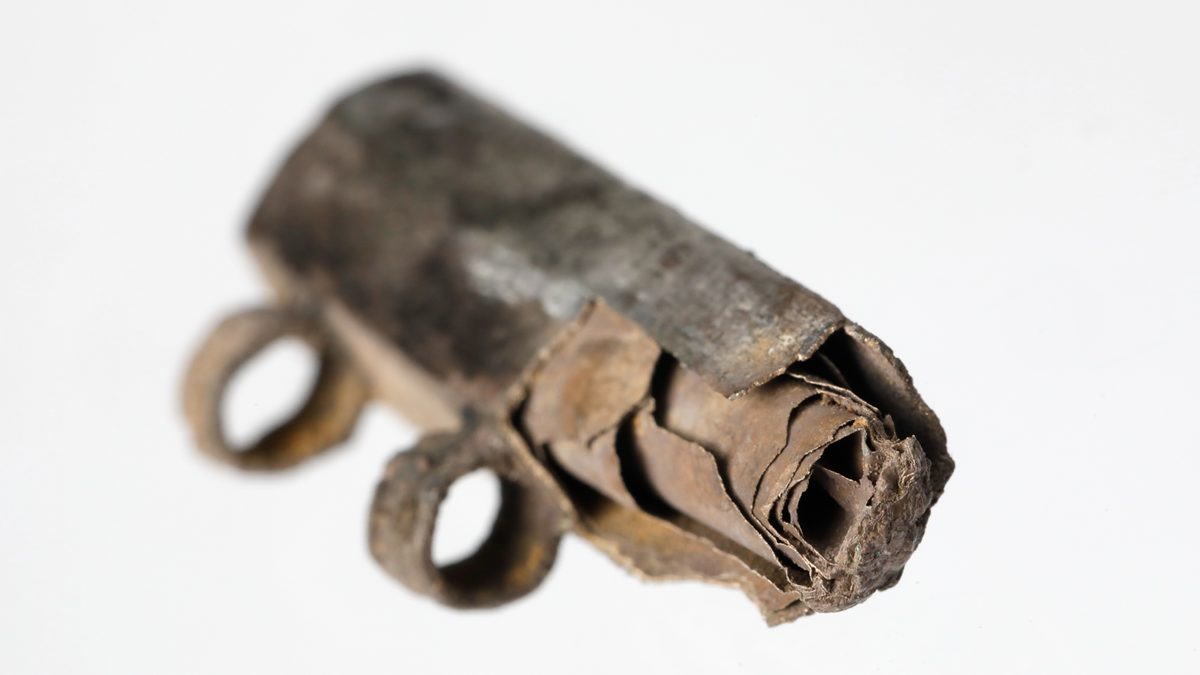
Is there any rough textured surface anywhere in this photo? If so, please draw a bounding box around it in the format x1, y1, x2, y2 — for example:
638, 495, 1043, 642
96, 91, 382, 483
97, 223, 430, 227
182, 70, 952, 624
246, 71, 847, 403
182, 306, 370, 471
368, 419, 572, 608
525, 305, 944, 616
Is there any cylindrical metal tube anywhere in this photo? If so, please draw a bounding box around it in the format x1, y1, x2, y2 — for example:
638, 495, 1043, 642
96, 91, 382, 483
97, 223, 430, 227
187, 71, 952, 623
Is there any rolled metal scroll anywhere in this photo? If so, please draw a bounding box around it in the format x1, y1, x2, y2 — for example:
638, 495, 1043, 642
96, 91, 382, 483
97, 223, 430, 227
183, 72, 952, 624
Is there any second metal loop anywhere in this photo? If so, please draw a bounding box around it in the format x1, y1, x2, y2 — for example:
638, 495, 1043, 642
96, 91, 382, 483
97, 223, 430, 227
369, 422, 570, 609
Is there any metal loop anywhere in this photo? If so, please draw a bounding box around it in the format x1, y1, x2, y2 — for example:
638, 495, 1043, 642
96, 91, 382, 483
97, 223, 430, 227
369, 422, 570, 608
182, 306, 370, 471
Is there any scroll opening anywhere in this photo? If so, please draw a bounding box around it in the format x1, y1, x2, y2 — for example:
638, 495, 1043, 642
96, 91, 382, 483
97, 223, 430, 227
815, 432, 865, 482
792, 478, 854, 556
802, 327, 951, 490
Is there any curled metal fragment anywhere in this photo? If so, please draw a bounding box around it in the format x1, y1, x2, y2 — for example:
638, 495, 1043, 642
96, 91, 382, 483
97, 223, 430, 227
182, 71, 952, 624
524, 304, 942, 616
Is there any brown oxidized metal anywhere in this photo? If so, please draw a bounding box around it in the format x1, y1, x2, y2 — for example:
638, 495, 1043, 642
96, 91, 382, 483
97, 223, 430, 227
182, 71, 953, 625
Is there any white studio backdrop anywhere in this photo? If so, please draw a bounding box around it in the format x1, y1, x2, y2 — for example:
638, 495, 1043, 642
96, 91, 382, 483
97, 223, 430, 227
1, 1, 1197, 672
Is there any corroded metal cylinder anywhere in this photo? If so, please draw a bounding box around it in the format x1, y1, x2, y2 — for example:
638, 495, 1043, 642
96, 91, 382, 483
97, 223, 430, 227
183, 72, 952, 624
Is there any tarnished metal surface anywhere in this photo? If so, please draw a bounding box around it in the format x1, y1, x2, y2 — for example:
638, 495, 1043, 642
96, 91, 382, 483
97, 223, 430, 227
246, 72, 844, 403
369, 418, 572, 608
182, 306, 370, 470
183, 71, 952, 624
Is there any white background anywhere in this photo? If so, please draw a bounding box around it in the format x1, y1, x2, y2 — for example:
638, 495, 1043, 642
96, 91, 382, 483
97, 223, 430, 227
2, 1, 1197, 672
